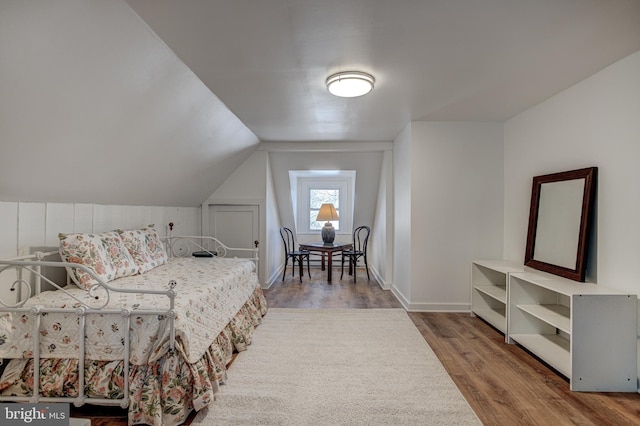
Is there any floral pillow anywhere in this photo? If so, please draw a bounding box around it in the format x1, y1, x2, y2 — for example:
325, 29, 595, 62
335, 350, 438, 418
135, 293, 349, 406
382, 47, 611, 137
118, 227, 165, 273
58, 233, 118, 290
101, 231, 139, 279
141, 226, 168, 266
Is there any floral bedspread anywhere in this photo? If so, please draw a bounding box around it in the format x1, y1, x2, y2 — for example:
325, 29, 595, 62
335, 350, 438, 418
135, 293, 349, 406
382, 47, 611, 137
0, 286, 267, 426
0, 257, 259, 364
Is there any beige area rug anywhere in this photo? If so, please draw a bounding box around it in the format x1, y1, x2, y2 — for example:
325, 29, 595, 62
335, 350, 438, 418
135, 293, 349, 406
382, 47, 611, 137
193, 308, 480, 425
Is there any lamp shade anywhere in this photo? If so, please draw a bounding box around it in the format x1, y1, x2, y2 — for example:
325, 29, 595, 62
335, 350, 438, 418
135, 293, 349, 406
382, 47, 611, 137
316, 203, 339, 244
316, 203, 339, 222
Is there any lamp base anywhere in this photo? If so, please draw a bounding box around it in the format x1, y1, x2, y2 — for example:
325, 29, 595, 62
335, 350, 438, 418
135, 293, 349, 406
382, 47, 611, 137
321, 222, 335, 244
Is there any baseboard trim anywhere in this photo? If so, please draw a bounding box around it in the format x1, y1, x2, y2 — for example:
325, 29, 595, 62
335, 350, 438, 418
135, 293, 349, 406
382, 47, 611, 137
391, 285, 470, 312
368, 265, 391, 290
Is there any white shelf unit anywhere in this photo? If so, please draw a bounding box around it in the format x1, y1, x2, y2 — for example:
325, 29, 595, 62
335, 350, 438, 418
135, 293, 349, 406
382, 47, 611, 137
508, 272, 637, 392
471, 260, 525, 337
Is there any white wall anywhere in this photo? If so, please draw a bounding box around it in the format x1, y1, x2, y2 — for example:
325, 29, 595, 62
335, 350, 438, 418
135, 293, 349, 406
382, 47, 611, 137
393, 125, 413, 304
504, 49, 640, 294
0, 202, 200, 258
393, 122, 504, 311
265, 144, 387, 243
203, 151, 268, 204
370, 149, 394, 289
0, 201, 200, 303
265, 153, 284, 286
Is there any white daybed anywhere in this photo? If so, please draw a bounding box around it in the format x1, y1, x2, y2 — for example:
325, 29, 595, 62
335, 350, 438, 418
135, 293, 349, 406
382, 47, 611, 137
0, 225, 267, 426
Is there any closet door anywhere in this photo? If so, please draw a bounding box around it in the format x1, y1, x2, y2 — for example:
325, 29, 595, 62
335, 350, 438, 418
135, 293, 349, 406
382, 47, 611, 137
208, 204, 259, 258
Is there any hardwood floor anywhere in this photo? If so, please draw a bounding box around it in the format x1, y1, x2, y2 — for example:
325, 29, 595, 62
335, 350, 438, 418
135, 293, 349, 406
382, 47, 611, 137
74, 266, 640, 425
410, 313, 640, 425
265, 266, 403, 309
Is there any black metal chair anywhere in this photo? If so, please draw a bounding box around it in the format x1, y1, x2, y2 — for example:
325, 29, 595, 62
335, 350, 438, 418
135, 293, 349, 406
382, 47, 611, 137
280, 227, 311, 282
340, 225, 370, 282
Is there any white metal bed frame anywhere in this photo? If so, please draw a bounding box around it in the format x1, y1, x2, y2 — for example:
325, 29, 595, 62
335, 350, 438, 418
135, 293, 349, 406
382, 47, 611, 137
0, 231, 259, 410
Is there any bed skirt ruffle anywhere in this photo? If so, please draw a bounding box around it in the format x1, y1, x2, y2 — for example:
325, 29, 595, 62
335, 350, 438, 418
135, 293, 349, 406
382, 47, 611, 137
0, 286, 268, 426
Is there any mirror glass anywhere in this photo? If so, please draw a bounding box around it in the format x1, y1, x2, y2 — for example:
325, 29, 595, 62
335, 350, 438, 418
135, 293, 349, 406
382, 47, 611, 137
524, 167, 597, 282
534, 179, 585, 269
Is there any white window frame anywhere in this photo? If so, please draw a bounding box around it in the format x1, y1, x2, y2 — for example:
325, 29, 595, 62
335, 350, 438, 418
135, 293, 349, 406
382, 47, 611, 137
289, 170, 355, 237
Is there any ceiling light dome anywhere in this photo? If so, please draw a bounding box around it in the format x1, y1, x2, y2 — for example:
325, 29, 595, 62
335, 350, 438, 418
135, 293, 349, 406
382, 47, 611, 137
326, 71, 375, 98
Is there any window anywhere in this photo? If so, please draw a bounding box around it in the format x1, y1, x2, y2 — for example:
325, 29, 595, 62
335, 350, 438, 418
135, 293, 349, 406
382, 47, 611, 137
309, 188, 340, 231
289, 170, 355, 235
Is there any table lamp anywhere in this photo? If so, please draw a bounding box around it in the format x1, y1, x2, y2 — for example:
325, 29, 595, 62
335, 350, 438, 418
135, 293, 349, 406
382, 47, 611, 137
316, 203, 339, 244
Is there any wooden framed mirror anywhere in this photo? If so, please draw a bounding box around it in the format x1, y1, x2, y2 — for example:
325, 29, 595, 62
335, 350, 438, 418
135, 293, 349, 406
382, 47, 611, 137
524, 167, 597, 282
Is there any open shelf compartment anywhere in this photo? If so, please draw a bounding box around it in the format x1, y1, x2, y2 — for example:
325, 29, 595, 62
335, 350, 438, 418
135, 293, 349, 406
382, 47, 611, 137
508, 272, 638, 392
471, 261, 524, 337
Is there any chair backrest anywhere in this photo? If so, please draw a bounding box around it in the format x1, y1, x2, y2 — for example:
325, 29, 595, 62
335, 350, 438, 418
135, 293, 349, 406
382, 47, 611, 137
352, 225, 370, 253
280, 227, 296, 254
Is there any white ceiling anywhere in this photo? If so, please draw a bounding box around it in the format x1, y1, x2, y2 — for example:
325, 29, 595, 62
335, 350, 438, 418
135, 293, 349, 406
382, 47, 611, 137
126, 0, 640, 142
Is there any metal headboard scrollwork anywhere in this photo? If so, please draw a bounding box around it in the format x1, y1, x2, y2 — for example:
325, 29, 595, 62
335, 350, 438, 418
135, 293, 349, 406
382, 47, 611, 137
166, 221, 259, 272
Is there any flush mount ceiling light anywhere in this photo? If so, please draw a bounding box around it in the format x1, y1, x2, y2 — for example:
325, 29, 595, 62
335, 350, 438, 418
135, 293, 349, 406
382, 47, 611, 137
326, 71, 375, 98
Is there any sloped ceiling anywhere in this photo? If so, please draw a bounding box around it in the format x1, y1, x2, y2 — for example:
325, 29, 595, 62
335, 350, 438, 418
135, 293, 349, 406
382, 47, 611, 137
0, 0, 259, 207
127, 0, 640, 142
2, 1, 639, 207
